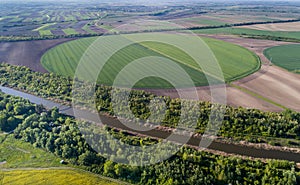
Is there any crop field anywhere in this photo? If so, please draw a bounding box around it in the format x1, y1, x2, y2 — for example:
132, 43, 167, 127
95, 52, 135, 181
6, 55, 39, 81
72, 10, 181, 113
0, 169, 122, 185
38, 30, 53, 36
82, 23, 97, 34
0, 134, 124, 184
238, 22, 300, 31
2, 1, 300, 37
62, 28, 79, 35
41, 33, 259, 88
264, 44, 300, 73
194, 27, 300, 40
174, 17, 228, 27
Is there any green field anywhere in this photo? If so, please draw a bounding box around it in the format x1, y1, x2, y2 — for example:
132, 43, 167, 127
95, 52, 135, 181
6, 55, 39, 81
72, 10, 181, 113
33, 23, 56, 36
38, 30, 53, 36
0, 134, 123, 185
82, 23, 96, 34
0, 135, 61, 168
264, 44, 300, 73
62, 28, 78, 35
1, 169, 122, 185
97, 24, 114, 31
194, 27, 300, 40
33, 23, 56, 32
184, 18, 227, 26
41, 33, 260, 88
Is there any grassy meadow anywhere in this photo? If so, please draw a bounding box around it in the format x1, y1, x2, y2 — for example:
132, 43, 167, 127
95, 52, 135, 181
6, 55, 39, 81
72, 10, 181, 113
0, 134, 61, 168
62, 28, 79, 35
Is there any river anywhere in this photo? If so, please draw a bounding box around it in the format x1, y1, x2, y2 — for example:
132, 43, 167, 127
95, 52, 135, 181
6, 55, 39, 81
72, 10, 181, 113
0, 85, 299, 162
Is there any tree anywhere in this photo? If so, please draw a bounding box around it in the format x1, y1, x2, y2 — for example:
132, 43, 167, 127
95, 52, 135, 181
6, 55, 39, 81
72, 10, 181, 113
78, 151, 98, 166
103, 160, 115, 177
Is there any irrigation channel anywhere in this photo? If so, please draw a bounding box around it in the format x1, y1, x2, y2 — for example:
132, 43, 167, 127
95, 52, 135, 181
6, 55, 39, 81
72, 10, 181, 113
0, 86, 299, 162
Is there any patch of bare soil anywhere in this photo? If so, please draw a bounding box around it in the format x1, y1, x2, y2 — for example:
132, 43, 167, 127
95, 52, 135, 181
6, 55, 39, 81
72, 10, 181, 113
140, 84, 282, 112
0, 38, 75, 73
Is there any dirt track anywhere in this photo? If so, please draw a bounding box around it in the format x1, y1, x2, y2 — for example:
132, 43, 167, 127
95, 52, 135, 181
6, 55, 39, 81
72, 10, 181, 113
0, 38, 75, 72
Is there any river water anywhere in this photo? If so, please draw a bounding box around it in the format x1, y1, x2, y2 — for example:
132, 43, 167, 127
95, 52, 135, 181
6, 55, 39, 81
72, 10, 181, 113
1, 85, 299, 162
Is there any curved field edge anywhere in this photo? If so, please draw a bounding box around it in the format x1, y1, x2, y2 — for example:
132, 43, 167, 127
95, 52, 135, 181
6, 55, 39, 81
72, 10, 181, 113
264, 44, 300, 74
201, 37, 261, 82
0, 168, 123, 185
41, 34, 260, 89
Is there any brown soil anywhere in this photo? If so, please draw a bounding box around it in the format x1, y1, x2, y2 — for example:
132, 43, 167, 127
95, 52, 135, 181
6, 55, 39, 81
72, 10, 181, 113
140, 85, 282, 112
0, 38, 75, 72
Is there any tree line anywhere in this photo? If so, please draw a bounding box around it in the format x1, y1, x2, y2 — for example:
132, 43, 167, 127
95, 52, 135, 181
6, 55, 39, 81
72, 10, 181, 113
0, 91, 299, 184
0, 63, 299, 148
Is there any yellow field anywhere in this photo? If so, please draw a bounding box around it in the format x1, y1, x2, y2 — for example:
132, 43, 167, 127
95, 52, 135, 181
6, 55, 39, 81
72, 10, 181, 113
0, 168, 123, 185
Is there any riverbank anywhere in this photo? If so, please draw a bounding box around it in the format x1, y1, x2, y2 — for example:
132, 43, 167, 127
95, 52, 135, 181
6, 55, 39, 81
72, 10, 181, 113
1, 85, 300, 163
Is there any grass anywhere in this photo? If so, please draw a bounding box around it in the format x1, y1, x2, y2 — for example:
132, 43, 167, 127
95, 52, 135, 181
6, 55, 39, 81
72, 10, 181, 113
62, 28, 78, 35
0, 135, 61, 168
194, 27, 300, 40
0, 134, 125, 184
97, 24, 114, 31
38, 30, 53, 36
41, 33, 259, 88
184, 18, 227, 26
33, 23, 56, 36
0, 168, 122, 185
264, 44, 300, 74
33, 23, 56, 32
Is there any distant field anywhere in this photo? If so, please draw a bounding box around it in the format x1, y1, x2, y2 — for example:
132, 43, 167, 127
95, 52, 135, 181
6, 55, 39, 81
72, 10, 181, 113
238, 22, 300, 31
82, 23, 97, 34
1, 169, 121, 185
194, 27, 300, 40
62, 28, 78, 35
182, 18, 227, 26
33, 23, 56, 36
38, 30, 53, 36
264, 44, 300, 73
33, 23, 56, 32
41, 33, 259, 88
